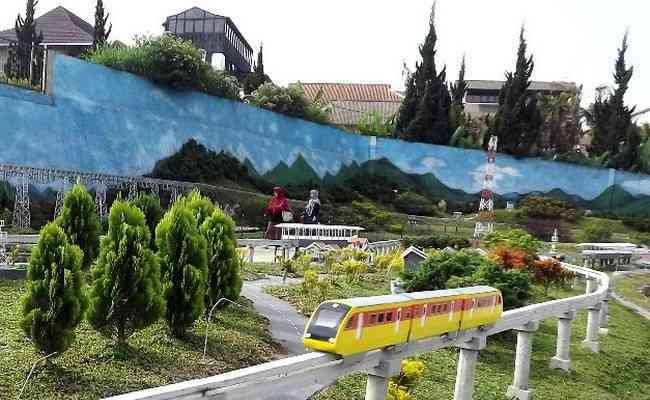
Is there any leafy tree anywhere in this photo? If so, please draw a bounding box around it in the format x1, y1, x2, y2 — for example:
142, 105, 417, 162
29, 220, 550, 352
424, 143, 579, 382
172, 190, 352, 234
585, 32, 640, 170
131, 192, 163, 249
531, 259, 572, 295
489, 247, 533, 270
4, 0, 44, 83
87, 200, 164, 343
483, 228, 542, 255
200, 208, 242, 306
449, 55, 468, 130
243, 44, 269, 95
92, 0, 112, 49
538, 90, 582, 155
21, 223, 87, 355
518, 195, 578, 221
490, 27, 543, 156
56, 184, 101, 269
577, 220, 613, 243
395, 4, 452, 144
156, 201, 208, 338
355, 111, 396, 137
400, 251, 481, 292
246, 82, 330, 124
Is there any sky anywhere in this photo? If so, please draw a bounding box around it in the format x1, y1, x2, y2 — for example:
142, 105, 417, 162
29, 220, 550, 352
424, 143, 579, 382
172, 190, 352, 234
2, 0, 649, 123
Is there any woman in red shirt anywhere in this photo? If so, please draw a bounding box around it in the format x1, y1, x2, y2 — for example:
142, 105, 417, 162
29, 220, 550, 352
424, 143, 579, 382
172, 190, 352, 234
265, 187, 292, 240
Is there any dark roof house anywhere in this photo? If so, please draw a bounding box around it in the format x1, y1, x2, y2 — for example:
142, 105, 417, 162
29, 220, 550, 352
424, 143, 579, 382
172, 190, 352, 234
299, 83, 403, 130
0, 6, 94, 46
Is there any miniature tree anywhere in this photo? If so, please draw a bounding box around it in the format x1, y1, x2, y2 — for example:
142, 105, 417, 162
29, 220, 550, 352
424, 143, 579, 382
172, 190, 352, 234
156, 201, 208, 338
184, 189, 216, 226
200, 208, 242, 307
56, 183, 101, 269
131, 192, 163, 249
21, 222, 87, 356
87, 200, 164, 343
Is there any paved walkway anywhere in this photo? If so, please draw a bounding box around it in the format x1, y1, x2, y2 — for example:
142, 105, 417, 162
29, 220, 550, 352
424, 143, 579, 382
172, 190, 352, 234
611, 270, 650, 321
242, 276, 308, 356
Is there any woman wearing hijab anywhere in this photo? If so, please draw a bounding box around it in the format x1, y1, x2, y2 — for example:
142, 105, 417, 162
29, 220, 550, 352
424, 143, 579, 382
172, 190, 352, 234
302, 189, 321, 224
265, 187, 292, 239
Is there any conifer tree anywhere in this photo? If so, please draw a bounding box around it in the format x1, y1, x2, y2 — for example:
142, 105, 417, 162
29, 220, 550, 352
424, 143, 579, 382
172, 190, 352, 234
184, 189, 216, 226
244, 44, 269, 95
21, 223, 87, 355
88, 200, 164, 344
131, 192, 163, 249
201, 208, 242, 307
490, 27, 543, 156
93, 0, 112, 49
156, 200, 208, 338
4, 0, 43, 82
395, 3, 452, 144
586, 32, 639, 170
56, 184, 101, 270
449, 55, 468, 131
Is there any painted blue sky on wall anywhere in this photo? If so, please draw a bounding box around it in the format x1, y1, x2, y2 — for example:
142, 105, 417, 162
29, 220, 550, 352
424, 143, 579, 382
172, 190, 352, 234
0, 55, 647, 203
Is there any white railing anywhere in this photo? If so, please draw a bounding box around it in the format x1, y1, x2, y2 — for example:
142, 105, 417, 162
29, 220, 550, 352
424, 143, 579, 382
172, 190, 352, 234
275, 223, 364, 242
105, 258, 610, 400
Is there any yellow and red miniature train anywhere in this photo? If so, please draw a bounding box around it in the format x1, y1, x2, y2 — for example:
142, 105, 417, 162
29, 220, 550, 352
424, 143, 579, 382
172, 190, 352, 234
303, 286, 502, 356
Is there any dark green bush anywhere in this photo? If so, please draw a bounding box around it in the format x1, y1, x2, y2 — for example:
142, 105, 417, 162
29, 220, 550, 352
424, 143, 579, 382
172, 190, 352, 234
21, 223, 87, 355
394, 191, 438, 216
131, 193, 164, 249
622, 217, 650, 233
156, 200, 208, 338
87, 35, 241, 100
577, 220, 614, 243
56, 184, 101, 269
246, 83, 330, 124
483, 228, 542, 255
88, 200, 164, 343
518, 195, 578, 221
402, 235, 470, 250
201, 208, 242, 306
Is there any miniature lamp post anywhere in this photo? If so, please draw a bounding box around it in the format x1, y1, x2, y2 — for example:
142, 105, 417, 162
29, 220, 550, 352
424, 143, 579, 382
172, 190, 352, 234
550, 228, 559, 255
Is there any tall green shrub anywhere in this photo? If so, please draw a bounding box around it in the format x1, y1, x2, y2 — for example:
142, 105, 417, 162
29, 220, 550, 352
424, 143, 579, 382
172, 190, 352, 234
184, 189, 215, 226
87, 200, 164, 343
201, 208, 242, 306
246, 83, 330, 124
21, 223, 87, 355
156, 202, 208, 338
131, 192, 163, 249
56, 184, 101, 269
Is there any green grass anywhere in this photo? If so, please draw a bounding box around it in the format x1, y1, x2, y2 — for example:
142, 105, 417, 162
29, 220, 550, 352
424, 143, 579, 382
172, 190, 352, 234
615, 273, 650, 310
0, 279, 280, 400
242, 262, 286, 281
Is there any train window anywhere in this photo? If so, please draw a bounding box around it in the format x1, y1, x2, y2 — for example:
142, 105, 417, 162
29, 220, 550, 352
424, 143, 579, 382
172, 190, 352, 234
370, 314, 377, 324
346, 315, 356, 329
378, 313, 385, 323
405, 311, 411, 319
443, 304, 448, 312
386, 312, 393, 322
306, 303, 350, 341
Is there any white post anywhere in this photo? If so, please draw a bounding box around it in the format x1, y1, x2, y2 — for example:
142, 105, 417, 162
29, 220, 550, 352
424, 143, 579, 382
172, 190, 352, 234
585, 278, 596, 294
453, 336, 486, 400
506, 321, 539, 400
364, 359, 401, 400
550, 310, 576, 372
599, 291, 610, 335
582, 303, 602, 353
248, 246, 255, 264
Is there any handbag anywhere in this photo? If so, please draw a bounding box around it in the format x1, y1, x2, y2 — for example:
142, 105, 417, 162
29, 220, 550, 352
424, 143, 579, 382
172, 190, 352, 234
282, 211, 293, 222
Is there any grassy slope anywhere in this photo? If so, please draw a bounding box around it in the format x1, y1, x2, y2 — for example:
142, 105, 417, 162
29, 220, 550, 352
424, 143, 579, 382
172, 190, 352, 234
615, 273, 650, 310
0, 280, 279, 400
268, 276, 650, 400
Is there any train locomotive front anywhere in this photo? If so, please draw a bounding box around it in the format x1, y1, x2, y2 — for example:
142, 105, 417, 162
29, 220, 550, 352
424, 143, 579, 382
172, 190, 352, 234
303, 286, 502, 356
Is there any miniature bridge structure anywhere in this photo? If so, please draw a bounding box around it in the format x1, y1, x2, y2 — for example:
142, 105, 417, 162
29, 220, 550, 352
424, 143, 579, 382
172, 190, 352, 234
105, 260, 610, 400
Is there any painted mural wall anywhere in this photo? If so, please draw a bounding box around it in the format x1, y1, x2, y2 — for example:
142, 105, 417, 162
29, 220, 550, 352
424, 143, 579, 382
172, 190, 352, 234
1, 54, 649, 215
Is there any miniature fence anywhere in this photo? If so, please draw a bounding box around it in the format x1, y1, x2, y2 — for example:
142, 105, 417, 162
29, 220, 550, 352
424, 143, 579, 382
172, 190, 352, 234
275, 223, 365, 242
104, 259, 610, 400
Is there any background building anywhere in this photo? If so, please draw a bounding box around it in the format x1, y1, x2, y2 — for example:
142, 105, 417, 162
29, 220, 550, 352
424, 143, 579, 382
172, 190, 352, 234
0, 6, 94, 71
299, 83, 403, 131
163, 7, 253, 75
463, 80, 577, 118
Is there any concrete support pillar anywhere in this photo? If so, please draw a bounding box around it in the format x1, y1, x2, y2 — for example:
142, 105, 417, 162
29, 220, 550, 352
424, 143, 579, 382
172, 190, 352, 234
453, 336, 486, 400
599, 294, 609, 335
549, 310, 576, 372
585, 278, 596, 294
364, 359, 401, 400
248, 246, 255, 264
506, 321, 540, 400
582, 304, 602, 353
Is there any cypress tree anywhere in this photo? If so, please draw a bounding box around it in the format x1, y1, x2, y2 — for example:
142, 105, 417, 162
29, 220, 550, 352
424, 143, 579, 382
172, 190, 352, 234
184, 189, 216, 226
395, 3, 452, 144
88, 200, 164, 344
93, 0, 112, 49
449, 55, 468, 131
131, 192, 163, 249
201, 208, 242, 307
587, 32, 639, 170
490, 27, 543, 156
21, 223, 87, 356
244, 44, 268, 95
56, 184, 101, 270
4, 0, 43, 82
156, 200, 208, 338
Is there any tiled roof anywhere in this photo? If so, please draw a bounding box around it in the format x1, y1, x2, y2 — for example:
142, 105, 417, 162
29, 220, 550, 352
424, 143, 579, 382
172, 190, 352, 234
465, 80, 577, 92
299, 83, 403, 102
0, 6, 93, 46
298, 83, 402, 127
